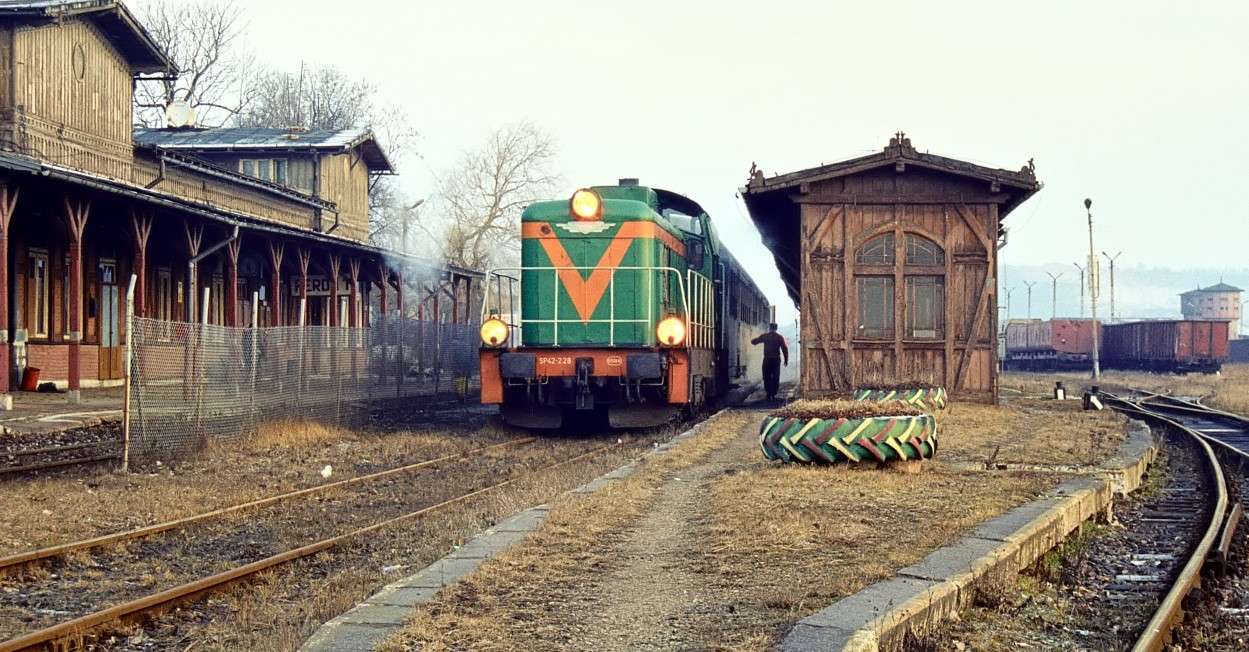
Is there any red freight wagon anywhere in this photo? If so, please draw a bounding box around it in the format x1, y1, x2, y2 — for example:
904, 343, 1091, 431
1003, 319, 1100, 371
1102, 320, 1229, 373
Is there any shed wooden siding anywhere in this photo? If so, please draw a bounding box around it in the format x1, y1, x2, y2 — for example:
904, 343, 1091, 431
0, 26, 12, 109
0, 17, 371, 244
319, 151, 370, 242
13, 19, 133, 148
743, 136, 1039, 404
798, 169, 999, 400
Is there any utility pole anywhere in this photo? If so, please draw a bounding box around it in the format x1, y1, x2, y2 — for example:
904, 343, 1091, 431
1072, 262, 1086, 317
1086, 198, 1101, 380
1102, 251, 1122, 322
1046, 272, 1063, 318
1004, 286, 1017, 321
1023, 281, 1037, 319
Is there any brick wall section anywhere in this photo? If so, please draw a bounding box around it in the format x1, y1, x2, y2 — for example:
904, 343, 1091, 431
26, 344, 99, 383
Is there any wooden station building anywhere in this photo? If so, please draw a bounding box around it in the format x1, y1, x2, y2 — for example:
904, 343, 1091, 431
0, 0, 478, 402
742, 134, 1041, 402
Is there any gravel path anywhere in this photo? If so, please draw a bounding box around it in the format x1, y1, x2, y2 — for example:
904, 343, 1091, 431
570, 414, 756, 650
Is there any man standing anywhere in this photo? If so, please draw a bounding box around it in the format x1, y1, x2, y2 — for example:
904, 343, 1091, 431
751, 323, 789, 402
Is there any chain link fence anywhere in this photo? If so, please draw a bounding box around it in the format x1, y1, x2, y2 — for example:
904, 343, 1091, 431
124, 315, 480, 463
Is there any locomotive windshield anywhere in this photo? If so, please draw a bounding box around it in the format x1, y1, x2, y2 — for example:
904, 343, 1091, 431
661, 209, 701, 235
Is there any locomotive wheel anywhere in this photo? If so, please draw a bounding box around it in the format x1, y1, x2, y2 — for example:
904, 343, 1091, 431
759, 413, 938, 465
852, 387, 948, 413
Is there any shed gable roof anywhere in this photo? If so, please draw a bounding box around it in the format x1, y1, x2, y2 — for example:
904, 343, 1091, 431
133, 127, 395, 173
740, 134, 1042, 305
0, 0, 174, 73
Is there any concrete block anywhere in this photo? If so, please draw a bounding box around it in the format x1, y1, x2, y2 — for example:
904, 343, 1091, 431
403, 557, 484, 588
798, 576, 938, 633
967, 498, 1064, 542
494, 507, 549, 533
338, 604, 413, 625
0, 394, 11, 411
896, 536, 1008, 582
779, 623, 858, 652
367, 585, 440, 607
298, 621, 392, 652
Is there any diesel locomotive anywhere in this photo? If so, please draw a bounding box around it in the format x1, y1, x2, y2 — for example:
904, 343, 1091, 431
478, 180, 770, 428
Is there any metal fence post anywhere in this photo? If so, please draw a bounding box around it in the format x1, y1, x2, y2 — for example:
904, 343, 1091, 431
196, 287, 210, 447
396, 309, 404, 399
121, 274, 137, 472
298, 296, 307, 411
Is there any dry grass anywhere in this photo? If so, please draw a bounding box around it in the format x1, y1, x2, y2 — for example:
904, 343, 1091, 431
382, 402, 1076, 651
244, 420, 356, 451
0, 423, 492, 556
380, 410, 756, 652
1002, 364, 1249, 419
771, 399, 923, 420
703, 462, 1055, 644
939, 399, 1125, 467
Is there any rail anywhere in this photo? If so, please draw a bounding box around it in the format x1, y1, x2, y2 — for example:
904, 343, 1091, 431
0, 441, 620, 652
1101, 392, 1238, 652
482, 266, 694, 348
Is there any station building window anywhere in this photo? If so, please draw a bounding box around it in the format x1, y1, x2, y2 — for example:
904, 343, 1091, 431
854, 232, 946, 340
27, 249, 49, 338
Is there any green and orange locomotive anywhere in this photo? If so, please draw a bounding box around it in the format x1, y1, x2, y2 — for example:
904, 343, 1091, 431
478, 180, 770, 428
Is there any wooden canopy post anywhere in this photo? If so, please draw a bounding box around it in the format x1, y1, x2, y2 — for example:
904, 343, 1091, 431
0, 182, 18, 409
376, 262, 389, 386
267, 241, 285, 326
297, 247, 311, 326
225, 238, 241, 327
183, 223, 204, 322
348, 258, 361, 328
63, 197, 91, 404
327, 253, 342, 327
130, 210, 153, 319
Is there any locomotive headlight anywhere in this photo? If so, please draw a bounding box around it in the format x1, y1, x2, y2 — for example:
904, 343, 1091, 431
480, 318, 509, 347
656, 315, 686, 347
570, 188, 603, 221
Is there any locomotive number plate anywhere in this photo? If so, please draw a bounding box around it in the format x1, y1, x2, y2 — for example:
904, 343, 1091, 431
606, 356, 623, 367
538, 356, 573, 365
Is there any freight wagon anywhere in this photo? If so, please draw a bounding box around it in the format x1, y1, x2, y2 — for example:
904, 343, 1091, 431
1102, 320, 1229, 373
1003, 319, 1099, 371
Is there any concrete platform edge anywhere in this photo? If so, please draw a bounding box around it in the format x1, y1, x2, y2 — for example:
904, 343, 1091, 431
780, 418, 1158, 652
298, 407, 731, 652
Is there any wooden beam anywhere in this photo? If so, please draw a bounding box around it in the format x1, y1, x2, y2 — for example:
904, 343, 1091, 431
795, 192, 1012, 205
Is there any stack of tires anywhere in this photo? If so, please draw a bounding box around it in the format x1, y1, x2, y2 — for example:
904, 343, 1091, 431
759, 386, 945, 465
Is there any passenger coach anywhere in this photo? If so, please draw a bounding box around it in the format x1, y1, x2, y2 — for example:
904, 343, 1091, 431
478, 180, 769, 428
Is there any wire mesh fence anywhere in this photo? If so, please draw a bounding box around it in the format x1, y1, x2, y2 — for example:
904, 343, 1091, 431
125, 315, 480, 463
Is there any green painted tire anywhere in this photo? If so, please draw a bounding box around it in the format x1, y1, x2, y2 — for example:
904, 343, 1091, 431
759, 413, 938, 464
853, 387, 948, 413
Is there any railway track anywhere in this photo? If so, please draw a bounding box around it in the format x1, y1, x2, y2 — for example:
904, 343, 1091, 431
1102, 391, 1248, 651
0, 436, 617, 651
0, 437, 121, 477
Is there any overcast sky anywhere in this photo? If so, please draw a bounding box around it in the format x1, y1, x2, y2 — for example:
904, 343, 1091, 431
138, 0, 1248, 323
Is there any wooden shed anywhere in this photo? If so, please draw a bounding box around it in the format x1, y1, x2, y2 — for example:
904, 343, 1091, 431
741, 134, 1041, 402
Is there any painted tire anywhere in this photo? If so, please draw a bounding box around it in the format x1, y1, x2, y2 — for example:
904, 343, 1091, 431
853, 387, 948, 413
759, 413, 938, 464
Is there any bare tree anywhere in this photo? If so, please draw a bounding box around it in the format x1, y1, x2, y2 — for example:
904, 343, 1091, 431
236, 62, 419, 247
237, 63, 372, 131
423, 123, 560, 271
134, 0, 255, 127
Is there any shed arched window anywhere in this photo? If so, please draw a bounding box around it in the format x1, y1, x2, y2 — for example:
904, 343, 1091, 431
856, 233, 895, 265
905, 234, 944, 266
855, 231, 946, 340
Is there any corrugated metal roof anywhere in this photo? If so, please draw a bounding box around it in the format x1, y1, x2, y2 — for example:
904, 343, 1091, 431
134, 127, 394, 172
135, 127, 364, 150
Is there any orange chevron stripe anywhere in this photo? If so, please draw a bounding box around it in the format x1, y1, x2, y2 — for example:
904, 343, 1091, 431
522, 221, 686, 322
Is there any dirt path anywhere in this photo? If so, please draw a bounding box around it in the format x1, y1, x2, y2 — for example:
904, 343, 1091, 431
571, 413, 760, 650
